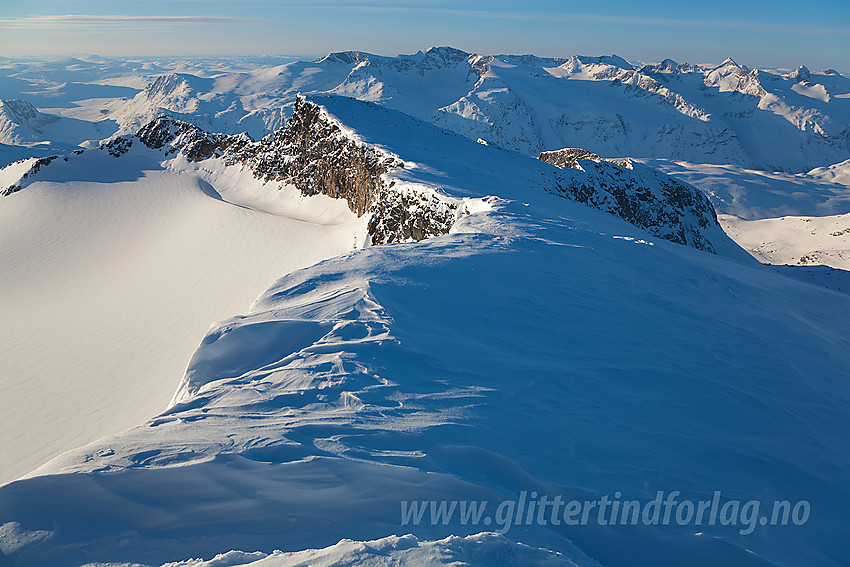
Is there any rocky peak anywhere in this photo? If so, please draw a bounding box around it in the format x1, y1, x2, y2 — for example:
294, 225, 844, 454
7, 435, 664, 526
704, 59, 765, 97
137, 114, 226, 161
575, 54, 634, 70
423, 46, 472, 65
316, 51, 370, 66
658, 58, 679, 72
135, 96, 463, 244
718, 57, 742, 69
790, 65, 811, 83
539, 148, 601, 169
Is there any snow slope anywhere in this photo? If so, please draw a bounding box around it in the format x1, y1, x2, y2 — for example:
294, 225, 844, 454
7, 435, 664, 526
2, 96, 848, 567
720, 213, 850, 270
0, 139, 365, 485
646, 159, 850, 272
808, 158, 850, 186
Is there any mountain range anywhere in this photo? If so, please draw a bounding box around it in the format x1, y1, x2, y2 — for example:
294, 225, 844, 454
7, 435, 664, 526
2, 47, 850, 172
0, 50, 849, 567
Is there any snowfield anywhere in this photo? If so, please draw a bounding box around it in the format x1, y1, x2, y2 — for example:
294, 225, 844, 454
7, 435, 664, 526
1, 94, 848, 567
645, 159, 850, 276
0, 142, 365, 484
0, 50, 849, 567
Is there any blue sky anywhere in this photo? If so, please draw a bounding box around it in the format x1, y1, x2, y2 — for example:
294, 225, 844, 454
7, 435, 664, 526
1, 0, 848, 71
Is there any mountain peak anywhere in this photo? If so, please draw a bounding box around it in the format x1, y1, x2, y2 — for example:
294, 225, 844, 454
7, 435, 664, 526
315, 51, 370, 65
0, 99, 40, 123
574, 54, 634, 70
717, 57, 748, 71
423, 46, 471, 63
790, 65, 811, 82
0, 99, 59, 131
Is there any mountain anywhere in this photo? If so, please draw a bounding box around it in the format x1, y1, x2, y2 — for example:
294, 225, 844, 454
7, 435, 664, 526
1, 94, 849, 567
2, 96, 738, 254
0, 99, 59, 145
2, 50, 850, 567
107, 72, 276, 140
0, 98, 115, 167
539, 148, 723, 252
2, 49, 849, 172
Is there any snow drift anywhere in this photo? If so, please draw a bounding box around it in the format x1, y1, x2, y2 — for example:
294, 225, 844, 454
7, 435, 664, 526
1, 96, 848, 567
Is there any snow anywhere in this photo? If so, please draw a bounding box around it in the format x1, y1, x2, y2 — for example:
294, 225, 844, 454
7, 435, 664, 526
162, 533, 577, 567
791, 82, 830, 102
1, 46, 850, 566
2, 51, 849, 171
644, 159, 850, 220
719, 213, 850, 270
2, 95, 849, 567
0, 142, 365, 485
808, 158, 850, 186
644, 158, 850, 274
0, 156, 36, 189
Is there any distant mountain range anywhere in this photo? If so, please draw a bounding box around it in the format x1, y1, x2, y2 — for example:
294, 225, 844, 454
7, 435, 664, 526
1, 47, 849, 172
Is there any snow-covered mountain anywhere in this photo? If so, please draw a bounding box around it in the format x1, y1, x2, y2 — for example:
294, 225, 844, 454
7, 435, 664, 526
1, 97, 737, 254
1, 50, 850, 567
0, 98, 110, 164
2, 49, 849, 172
0, 99, 59, 145
2, 93, 849, 567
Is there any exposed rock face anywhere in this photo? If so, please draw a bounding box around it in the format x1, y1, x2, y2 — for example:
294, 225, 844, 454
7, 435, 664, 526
136, 96, 463, 243
103, 137, 132, 157
540, 148, 720, 252
3, 97, 463, 244
367, 185, 460, 244
790, 65, 811, 83
0, 155, 60, 196
539, 148, 601, 169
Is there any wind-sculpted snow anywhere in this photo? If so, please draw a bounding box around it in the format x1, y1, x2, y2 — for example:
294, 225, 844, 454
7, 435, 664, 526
2, 94, 848, 567
5, 172, 850, 567
160, 533, 578, 566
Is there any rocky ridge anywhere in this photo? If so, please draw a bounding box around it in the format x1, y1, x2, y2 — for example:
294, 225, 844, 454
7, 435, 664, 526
135, 96, 464, 244
540, 147, 720, 252
1, 96, 726, 252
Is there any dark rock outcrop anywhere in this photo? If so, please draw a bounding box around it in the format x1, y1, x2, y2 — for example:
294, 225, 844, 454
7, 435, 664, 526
103, 137, 132, 157
540, 148, 720, 252
136, 96, 463, 243
0, 155, 60, 196
367, 185, 460, 244
539, 148, 601, 169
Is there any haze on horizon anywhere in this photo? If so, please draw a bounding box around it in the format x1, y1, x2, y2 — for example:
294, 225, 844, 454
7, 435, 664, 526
1, 0, 849, 73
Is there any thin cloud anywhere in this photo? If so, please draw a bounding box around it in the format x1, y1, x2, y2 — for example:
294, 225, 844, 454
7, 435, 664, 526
0, 15, 266, 29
